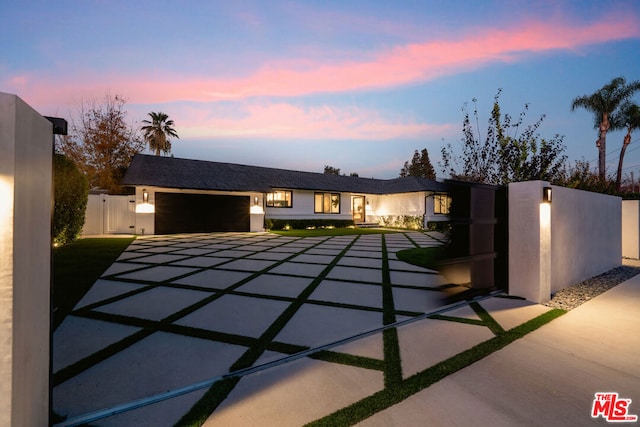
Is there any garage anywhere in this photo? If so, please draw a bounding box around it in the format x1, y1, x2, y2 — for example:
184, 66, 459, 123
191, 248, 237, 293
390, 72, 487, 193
155, 193, 250, 234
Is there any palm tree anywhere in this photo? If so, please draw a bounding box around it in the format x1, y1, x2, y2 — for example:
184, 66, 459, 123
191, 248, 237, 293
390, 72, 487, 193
141, 112, 179, 156
616, 102, 640, 190
571, 77, 640, 180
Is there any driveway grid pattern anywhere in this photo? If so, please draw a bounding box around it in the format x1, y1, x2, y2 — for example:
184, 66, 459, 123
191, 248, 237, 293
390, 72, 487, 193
53, 231, 552, 426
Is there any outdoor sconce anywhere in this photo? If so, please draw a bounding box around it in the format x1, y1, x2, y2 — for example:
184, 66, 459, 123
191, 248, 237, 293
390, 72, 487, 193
143, 189, 149, 203
542, 186, 552, 204
250, 195, 264, 214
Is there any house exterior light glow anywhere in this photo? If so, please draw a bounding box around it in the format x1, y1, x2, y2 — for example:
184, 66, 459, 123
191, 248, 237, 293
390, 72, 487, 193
121, 154, 450, 235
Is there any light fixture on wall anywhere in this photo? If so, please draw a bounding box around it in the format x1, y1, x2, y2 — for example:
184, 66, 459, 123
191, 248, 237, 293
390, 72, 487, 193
250, 195, 265, 214
136, 189, 155, 213
542, 186, 552, 204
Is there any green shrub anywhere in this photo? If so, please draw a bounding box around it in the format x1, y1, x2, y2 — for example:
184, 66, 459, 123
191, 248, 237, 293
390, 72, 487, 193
376, 215, 423, 230
427, 221, 451, 233
53, 153, 89, 245
265, 218, 354, 230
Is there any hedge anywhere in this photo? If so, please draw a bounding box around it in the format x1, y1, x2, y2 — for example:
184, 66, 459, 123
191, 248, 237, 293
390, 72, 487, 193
265, 218, 355, 230
53, 153, 89, 245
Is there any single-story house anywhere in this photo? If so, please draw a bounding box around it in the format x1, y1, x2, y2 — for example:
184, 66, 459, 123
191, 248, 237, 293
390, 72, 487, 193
122, 154, 451, 234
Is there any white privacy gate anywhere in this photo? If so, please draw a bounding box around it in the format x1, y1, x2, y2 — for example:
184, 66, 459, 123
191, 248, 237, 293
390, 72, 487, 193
82, 194, 136, 235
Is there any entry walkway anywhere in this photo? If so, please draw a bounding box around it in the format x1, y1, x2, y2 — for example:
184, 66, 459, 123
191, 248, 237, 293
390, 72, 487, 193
53, 231, 556, 426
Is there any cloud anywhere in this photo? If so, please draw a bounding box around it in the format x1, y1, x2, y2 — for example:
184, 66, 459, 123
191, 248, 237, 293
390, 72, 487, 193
170, 102, 453, 141
5, 12, 639, 108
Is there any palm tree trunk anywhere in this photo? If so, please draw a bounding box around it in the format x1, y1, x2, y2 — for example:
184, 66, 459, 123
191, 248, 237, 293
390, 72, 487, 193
598, 113, 610, 181
616, 132, 632, 190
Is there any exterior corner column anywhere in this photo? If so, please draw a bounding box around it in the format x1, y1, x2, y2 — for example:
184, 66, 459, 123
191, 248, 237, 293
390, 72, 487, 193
508, 180, 552, 303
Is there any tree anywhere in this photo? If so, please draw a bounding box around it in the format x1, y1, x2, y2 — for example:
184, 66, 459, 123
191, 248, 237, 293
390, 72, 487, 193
141, 112, 179, 156
400, 148, 436, 179
560, 160, 616, 194
571, 77, 640, 180
440, 89, 566, 185
53, 154, 89, 245
615, 102, 640, 190
57, 94, 144, 193
324, 165, 341, 175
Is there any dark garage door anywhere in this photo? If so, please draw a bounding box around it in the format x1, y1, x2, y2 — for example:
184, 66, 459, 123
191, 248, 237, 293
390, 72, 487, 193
155, 193, 250, 234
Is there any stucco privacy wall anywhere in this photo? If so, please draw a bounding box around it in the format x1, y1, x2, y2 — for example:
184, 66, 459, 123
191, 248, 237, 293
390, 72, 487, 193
0, 93, 52, 426
551, 185, 621, 292
509, 181, 621, 303
622, 200, 640, 259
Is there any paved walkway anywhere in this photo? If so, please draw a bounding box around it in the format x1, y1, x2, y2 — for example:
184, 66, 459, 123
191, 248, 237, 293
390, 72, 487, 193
54, 232, 565, 426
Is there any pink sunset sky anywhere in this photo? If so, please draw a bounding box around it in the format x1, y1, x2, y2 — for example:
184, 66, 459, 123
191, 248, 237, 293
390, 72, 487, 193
3, 0, 640, 178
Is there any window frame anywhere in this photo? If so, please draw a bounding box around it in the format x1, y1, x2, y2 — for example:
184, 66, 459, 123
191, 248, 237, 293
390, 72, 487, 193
434, 193, 451, 215
314, 192, 341, 214
266, 190, 293, 208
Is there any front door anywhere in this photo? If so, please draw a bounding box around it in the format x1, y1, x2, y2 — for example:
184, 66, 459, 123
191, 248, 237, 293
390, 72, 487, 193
352, 196, 365, 223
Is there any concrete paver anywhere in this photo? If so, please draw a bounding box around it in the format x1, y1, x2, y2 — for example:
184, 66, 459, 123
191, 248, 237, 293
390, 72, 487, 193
205, 357, 384, 427
360, 274, 640, 427
397, 318, 497, 378
54, 231, 634, 427
274, 303, 383, 347
174, 294, 290, 338
54, 332, 246, 421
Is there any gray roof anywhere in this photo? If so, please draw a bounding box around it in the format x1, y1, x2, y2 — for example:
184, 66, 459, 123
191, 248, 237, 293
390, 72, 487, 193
123, 154, 448, 194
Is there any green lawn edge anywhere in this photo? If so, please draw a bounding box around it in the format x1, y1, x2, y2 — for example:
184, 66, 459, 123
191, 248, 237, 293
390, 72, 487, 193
53, 237, 135, 330
305, 308, 566, 427
269, 228, 401, 237
395, 246, 444, 270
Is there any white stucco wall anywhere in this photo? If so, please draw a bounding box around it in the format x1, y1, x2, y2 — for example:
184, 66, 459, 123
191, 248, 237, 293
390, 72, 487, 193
368, 192, 424, 217
265, 190, 353, 221
622, 200, 640, 259
550, 185, 621, 292
0, 93, 52, 426
509, 181, 621, 303
366, 192, 447, 228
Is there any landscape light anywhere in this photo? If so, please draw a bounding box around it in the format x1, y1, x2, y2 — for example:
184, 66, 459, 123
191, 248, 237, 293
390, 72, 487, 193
542, 187, 552, 204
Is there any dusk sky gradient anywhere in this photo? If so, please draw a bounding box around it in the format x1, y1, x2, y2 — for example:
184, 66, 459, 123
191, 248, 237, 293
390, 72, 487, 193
3, 0, 640, 179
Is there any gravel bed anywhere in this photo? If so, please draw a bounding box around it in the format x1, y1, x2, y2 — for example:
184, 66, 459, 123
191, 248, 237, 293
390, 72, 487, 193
544, 266, 640, 311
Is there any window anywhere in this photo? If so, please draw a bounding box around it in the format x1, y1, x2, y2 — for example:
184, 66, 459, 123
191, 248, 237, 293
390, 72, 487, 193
266, 191, 292, 208
434, 194, 451, 214
314, 193, 340, 214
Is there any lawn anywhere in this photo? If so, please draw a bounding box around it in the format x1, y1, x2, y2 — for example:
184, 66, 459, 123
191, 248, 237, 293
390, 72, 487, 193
269, 228, 401, 237
52, 237, 135, 330
395, 246, 446, 270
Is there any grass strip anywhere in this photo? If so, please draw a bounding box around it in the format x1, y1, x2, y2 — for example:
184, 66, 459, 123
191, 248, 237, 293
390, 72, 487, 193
428, 314, 486, 327
175, 235, 361, 426
270, 228, 399, 237
55, 235, 315, 387
395, 246, 444, 270
380, 235, 403, 388
305, 308, 566, 427
311, 350, 385, 372
265, 343, 385, 372
53, 328, 154, 386
470, 301, 506, 336
53, 237, 135, 330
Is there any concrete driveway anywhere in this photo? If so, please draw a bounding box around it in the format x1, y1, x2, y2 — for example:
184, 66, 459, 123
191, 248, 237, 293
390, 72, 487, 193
52, 231, 552, 426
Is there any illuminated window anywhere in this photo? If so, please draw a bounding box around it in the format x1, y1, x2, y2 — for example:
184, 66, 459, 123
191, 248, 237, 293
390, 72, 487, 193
434, 194, 451, 215
266, 191, 292, 208
314, 193, 340, 214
